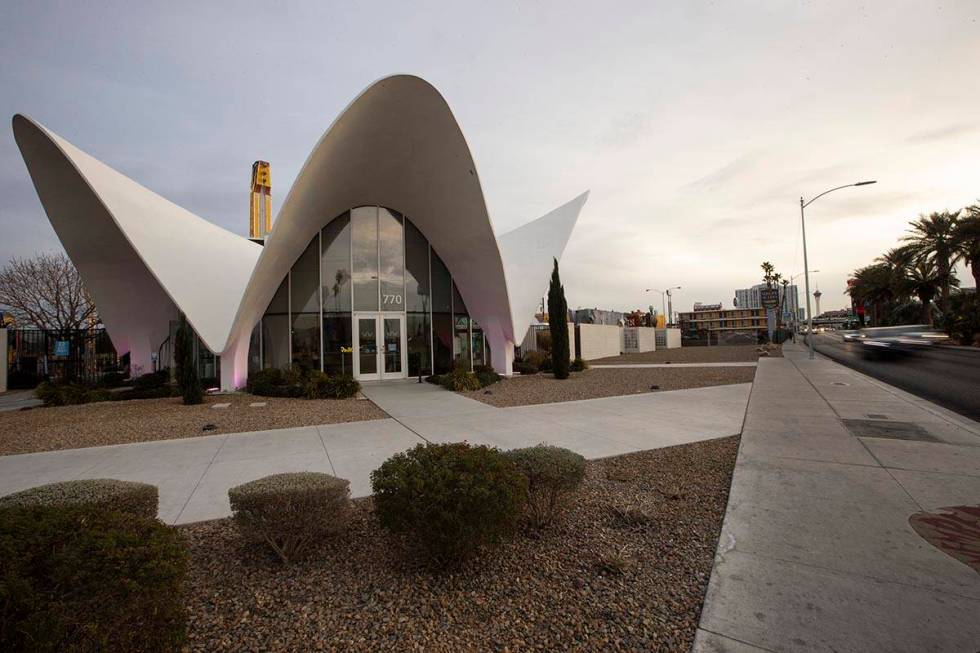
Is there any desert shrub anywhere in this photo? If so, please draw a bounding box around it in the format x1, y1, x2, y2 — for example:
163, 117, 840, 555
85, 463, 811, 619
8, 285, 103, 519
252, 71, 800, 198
371, 442, 527, 564
35, 382, 112, 407
539, 355, 554, 373
513, 360, 538, 375
100, 371, 126, 387
0, 505, 187, 652
304, 371, 361, 399
229, 472, 351, 565
439, 366, 482, 392
473, 364, 501, 387
504, 445, 586, 529
112, 384, 177, 401
570, 357, 589, 372
0, 478, 159, 519
522, 350, 548, 370
248, 367, 302, 397
327, 374, 360, 398
133, 369, 169, 390
536, 330, 552, 353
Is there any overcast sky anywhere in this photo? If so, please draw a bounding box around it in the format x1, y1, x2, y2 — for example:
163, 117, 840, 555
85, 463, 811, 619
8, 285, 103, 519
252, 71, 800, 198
2, 0, 978, 315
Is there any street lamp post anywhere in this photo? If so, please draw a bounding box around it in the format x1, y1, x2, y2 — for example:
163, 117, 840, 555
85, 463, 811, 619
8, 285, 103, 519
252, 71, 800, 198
800, 181, 876, 359
788, 270, 819, 334
645, 286, 681, 325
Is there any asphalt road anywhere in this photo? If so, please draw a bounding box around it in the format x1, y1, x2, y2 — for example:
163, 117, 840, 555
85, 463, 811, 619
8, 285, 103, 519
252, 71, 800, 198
808, 333, 980, 422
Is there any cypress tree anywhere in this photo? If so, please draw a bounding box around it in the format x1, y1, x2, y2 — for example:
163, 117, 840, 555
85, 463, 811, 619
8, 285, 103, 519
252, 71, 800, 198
548, 258, 570, 380
175, 315, 204, 405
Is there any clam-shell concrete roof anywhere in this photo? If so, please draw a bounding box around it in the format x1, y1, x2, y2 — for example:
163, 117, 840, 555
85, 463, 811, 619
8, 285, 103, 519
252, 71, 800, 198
13, 74, 587, 377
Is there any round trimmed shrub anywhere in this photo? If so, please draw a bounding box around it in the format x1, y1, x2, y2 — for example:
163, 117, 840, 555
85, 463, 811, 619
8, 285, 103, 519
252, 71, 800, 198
570, 357, 589, 372
439, 367, 482, 392
505, 445, 586, 529
371, 442, 528, 564
473, 364, 501, 388
327, 374, 360, 399
0, 505, 188, 652
229, 472, 351, 565
0, 478, 159, 519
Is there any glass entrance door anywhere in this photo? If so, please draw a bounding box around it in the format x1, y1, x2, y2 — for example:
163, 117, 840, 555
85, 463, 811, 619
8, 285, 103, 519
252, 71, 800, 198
353, 313, 406, 381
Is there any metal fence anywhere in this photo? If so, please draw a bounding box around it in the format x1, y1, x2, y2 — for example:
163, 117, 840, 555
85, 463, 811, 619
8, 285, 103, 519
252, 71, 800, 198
5, 328, 119, 388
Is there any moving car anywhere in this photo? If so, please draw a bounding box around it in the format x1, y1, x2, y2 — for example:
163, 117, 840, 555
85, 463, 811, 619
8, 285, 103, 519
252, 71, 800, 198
859, 325, 949, 358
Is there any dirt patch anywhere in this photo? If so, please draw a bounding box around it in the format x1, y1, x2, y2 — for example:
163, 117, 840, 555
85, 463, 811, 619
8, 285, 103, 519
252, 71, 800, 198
463, 366, 755, 407
181, 435, 739, 652
593, 344, 781, 365
0, 394, 387, 455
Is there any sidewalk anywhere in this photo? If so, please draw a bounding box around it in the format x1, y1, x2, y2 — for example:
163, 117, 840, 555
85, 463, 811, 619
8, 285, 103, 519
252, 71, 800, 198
0, 381, 749, 525
694, 342, 980, 652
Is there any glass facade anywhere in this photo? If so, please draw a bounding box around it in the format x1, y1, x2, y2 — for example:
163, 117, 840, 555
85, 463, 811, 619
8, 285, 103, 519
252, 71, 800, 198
251, 206, 488, 379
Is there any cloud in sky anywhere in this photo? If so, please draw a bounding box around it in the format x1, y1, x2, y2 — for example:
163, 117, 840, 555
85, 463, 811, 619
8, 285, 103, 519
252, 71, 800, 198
1, 0, 979, 319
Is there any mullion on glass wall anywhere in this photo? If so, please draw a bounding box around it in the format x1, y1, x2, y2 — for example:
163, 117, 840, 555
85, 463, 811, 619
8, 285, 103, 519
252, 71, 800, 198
287, 271, 291, 363
428, 241, 434, 375
376, 205, 381, 311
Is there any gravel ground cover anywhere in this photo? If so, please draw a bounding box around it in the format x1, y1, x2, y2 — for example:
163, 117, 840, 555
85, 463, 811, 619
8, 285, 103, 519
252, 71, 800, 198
181, 435, 739, 652
592, 343, 781, 365
0, 394, 386, 455
462, 366, 756, 407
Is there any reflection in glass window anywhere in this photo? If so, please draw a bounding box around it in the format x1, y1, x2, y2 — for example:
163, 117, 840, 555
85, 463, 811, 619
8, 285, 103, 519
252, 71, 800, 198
352, 206, 379, 311
471, 322, 485, 367
247, 322, 261, 375
291, 313, 320, 370
291, 236, 320, 313
321, 212, 351, 313
262, 314, 289, 370
267, 276, 288, 314
431, 251, 452, 313
323, 314, 353, 375
408, 312, 431, 377
379, 208, 404, 311
453, 313, 471, 370
405, 219, 430, 313
431, 251, 453, 373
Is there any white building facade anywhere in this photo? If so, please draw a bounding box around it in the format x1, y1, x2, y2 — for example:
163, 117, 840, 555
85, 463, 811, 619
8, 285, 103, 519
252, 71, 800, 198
14, 75, 588, 390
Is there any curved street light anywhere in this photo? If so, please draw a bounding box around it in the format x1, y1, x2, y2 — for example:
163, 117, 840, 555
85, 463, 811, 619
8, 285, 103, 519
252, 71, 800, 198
800, 181, 876, 359
646, 286, 682, 326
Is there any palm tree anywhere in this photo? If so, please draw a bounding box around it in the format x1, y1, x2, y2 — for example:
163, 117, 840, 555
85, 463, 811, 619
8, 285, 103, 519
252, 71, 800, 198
903, 211, 961, 313
904, 258, 943, 326
761, 261, 775, 287
876, 245, 916, 303
847, 263, 893, 326
956, 203, 980, 290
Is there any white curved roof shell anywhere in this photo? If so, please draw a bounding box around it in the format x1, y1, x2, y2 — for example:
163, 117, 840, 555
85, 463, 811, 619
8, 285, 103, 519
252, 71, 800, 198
13, 75, 587, 380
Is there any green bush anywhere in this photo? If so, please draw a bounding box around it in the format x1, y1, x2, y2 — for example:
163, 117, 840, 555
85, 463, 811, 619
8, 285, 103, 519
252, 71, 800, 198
304, 371, 361, 399
548, 259, 571, 379
100, 371, 126, 387
505, 445, 586, 529
439, 366, 482, 392
473, 364, 501, 388
522, 350, 548, 370
248, 367, 304, 398
371, 442, 527, 564
36, 382, 113, 407
0, 506, 187, 652
539, 355, 554, 373
132, 369, 169, 390
229, 472, 351, 565
513, 360, 538, 375
0, 478, 159, 519
570, 357, 589, 372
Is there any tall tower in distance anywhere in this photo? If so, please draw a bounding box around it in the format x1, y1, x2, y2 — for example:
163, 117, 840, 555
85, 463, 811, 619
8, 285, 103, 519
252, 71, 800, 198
813, 288, 822, 317
249, 161, 272, 243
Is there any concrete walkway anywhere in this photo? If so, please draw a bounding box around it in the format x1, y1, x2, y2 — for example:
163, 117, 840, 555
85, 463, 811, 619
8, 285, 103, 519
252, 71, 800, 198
0, 389, 42, 412
591, 362, 758, 368
694, 342, 980, 653
0, 381, 750, 525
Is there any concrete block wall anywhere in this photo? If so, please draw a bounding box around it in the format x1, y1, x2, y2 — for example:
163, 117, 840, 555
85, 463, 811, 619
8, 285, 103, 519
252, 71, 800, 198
622, 327, 657, 353
576, 323, 622, 360
655, 328, 682, 349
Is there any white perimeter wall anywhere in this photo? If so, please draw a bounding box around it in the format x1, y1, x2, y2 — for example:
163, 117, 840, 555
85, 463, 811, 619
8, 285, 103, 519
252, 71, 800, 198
622, 327, 657, 353
657, 328, 682, 349
577, 324, 622, 360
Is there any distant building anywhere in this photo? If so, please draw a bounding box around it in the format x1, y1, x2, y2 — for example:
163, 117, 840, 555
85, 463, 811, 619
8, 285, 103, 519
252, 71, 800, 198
677, 306, 768, 344
572, 308, 624, 326
734, 283, 800, 323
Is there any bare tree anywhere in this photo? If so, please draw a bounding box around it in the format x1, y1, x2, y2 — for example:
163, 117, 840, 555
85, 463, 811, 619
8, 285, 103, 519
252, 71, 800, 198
0, 252, 98, 331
